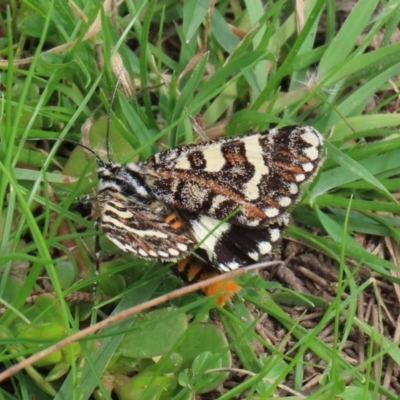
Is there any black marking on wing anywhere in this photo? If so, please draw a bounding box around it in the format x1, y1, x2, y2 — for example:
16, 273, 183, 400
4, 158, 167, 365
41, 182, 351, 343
145, 126, 323, 227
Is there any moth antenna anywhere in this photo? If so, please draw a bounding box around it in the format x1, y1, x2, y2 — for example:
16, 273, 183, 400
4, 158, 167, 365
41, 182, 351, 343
25, 138, 105, 167
106, 70, 126, 163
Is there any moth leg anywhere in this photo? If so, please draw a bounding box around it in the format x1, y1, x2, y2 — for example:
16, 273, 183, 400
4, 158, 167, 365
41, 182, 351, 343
91, 217, 102, 301
76, 193, 100, 297
94, 217, 101, 277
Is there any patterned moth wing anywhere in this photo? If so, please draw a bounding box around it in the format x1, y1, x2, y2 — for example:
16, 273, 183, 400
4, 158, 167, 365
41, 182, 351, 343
96, 162, 194, 260
94, 125, 323, 273
181, 212, 290, 271
144, 125, 323, 228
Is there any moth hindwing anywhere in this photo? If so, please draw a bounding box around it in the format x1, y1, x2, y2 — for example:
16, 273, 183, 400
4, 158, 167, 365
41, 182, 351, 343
95, 125, 323, 271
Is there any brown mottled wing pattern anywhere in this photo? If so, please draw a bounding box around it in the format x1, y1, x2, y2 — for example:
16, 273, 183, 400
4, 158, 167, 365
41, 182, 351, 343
97, 182, 194, 261
144, 126, 323, 228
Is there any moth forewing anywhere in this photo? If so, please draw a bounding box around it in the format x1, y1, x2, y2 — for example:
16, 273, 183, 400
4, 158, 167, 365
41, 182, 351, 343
144, 125, 324, 229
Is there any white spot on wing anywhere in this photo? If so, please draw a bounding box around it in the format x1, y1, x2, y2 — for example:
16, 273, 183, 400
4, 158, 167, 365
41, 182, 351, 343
158, 250, 169, 258
269, 228, 281, 242
202, 145, 226, 172
139, 248, 148, 257
289, 183, 298, 194
177, 243, 188, 252
295, 174, 305, 182
175, 155, 191, 170
246, 219, 260, 227
225, 261, 240, 270
278, 197, 291, 207
248, 251, 259, 261
301, 129, 321, 147
168, 248, 180, 257
258, 241, 272, 255
302, 162, 314, 172
190, 216, 230, 262
303, 146, 319, 161
243, 136, 269, 200
264, 207, 279, 218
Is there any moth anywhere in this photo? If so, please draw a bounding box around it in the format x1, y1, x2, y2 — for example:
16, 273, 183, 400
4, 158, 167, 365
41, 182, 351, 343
94, 125, 324, 272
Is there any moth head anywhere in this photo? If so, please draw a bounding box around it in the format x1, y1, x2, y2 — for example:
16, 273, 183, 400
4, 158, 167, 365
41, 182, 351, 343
97, 162, 152, 201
